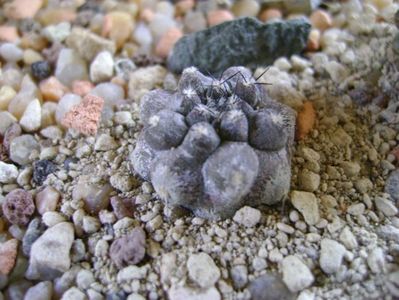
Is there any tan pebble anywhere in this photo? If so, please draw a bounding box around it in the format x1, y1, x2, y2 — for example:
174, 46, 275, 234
40, 77, 69, 102
207, 10, 234, 27
231, 0, 260, 17
306, 29, 321, 51
155, 27, 183, 58
38, 8, 77, 26
41, 102, 57, 127
310, 10, 332, 31
102, 12, 134, 49
140, 8, 155, 23
0, 239, 18, 275
62, 94, 104, 135
4, 0, 43, 19
372, 0, 393, 10
175, 0, 195, 15
23, 49, 43, 65
0, 26, 19, 42
0, 86, 17, 111
296, 101, 316, 140
20, 33, 48, 51
259, 8, 282, 22
72, 80, 94, 97
35, 186, 60, 215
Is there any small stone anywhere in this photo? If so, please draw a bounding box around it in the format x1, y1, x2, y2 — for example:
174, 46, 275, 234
249, 272, 295, 300
42, 211, 66, 227
298, 169, 320, 192
0, 86, 17, 111
94, 133, 117, 151
296, 101, 316, 140
66, 27, 116, 62
35, 186, 60, 215
114, 111, 134, 126
22, 218, 46, 256
55, 48, 88, 87
62, 94, 104, 136
128, 65, 167, 101
72, 80, 93, 97
230, 265, 248, 289
24, 281, 53, 300
0, 26, 19, 42
31, 61, 51, 81
207, 10, 234, 27
90, 51, 114, 83
61, 287, 86, 300
232, 0, 260, 17
27, 222, 74, 280
39, 77, 68, 102
0, 162, 18, 183
110, 227, 146, 268
82, 216, 100, 234
347, 203, 365, 216
0, 239, 18, 275
184, 11, 207, 33
0, 111, 17, 135
354, 178, 373, 194
115, 59, 136, 82
155, 28, 183, 59
306, 29, 320, 51
367, 248, 386, 274
102, 11, 134, 49
281, 255, 314, 292
76, 269, 95, 290
291, 191, 320, 225
385, 169, 399, 202
2, 189, 35, 225
319, 239, 346, 275
33, 159, 56, 186
20, 99, 42, 132
309, 10, 332, 31
42, 22, 71, 43
4, 0, 43, 19
340, 161, 361, 177
259, 8, 283, 22
339, 227, 358, 250
187, 252, 220, 288
110, 196, 135, 219
0, 43, 23, 63
233, 206, 261, 227
89, 82, 124, 107
325, 61, 349, 83
375, 196, 398, 217
168, 286, 221, 300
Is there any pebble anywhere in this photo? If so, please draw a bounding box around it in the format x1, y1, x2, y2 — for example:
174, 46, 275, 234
149, 13, 177, 41
103, 11, 134, 49
90, 82, 124, 107
290, 191, 320, 226
230, 265, 248, 289
375, 195, 398, 217
168, 285, 221, 300
319, 239, 346, 274
76, 269, 95, 290
128, 65, 167, 101
187, 252, 220, 288
207, 10, 234, 27
259, 8, 283, 22
296, 102, 316, 140
31, 61, 51, 81
27, 222, 74, 280
82, 216, 100, 233
72, 80, 93, 97
0, 111, 17, 135
233, 206, 261, 227
231, 0, 260, 17
39, 77, 68, 102
33, 159, 56, 186
367, 248, 385, 274
24, 281, 52, 300
0, 25, 19, 42
0, 239, 18, 275
298, 169, 320, 192
55, 93, 82, 125
347, 203, 365, 216
155, 27, 183, 58
307, 29, 321, 51
339, 227, 358, 250
0, 162, 18, 183
385, 169, 399, 202
42, 212, 66, 227
94, 133, 118, 151
0, 43, 23, 62
2, 189, 35, 225
20, 99, 41, 132
281, 255, 314, 292
184, 11, 207, 33
0, 86, 16, 110
115, 59, 136, 82
42, 22, 71, 43
55, 48, 88, 87
4, 0, 43, 19
66, 27, 116, 62
90, 51, 114, 83
61, 287, 86, 300
309, 10, 333, 31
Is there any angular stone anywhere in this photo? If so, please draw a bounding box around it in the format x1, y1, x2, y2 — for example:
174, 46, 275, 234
319, 238, 346, 275
249, 272, 295, 300
281, 255, 314, 292
168, 17, 311, 74
291, 191, 320, 226
20, 99, 41, 132
9, 135, 40, 165
27, 222, 74, 280
187, 252, 220, 288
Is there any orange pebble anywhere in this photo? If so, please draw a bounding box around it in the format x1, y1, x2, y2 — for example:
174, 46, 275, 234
309, 10, 332, 31
39, 76, 68, 102
296, 101, 316, 140
259, 8, 282, 22
155, 27, 183, 58
0, 26, 19, 42
62, 94, 104, 135
0, 239, 18, 276
140, 8, 155, 23
207, 10, 234, 27
72, 80, 94, 97
306, 29, 321, 51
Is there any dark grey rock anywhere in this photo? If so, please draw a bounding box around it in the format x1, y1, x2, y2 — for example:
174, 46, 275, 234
249, 273, 295, 300
22, 218, 46, 257
167, 17, 311, 75
385, 169, 399, 203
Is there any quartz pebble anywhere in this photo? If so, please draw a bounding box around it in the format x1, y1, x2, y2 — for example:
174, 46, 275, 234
375, 195, 398, 217
90, 51, 114, 83
55, 94, 82, 125
20, 99, 41, 132
0, 86, 17, 110
10, 134, 40, 165
42, 22, 71, 43
27, 222, 74, 280
282, 255, 314, 292
319, 239, 346, 274
24, 281, 53, 300
309, 10, 332, 31
291, 191, 320, 225
187, 252, 220, 288
35, 186, 60, 215
259, 8, 283, 22
0, 43, 23, 62
0, 111, 17, 135
55, 48, 88, 87
0, 162, 18, 183
233, 206, 261, 227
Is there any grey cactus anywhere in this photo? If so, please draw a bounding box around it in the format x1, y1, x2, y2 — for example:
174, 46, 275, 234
130, 66, 296, 220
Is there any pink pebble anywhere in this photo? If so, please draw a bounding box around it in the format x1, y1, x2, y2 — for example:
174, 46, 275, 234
259, 8, 282, 22
0, 26, 19, 42
0, 239, 18, 275
207, 10, 234, 27
140, 8, 155, 23
62, 94, 104, 135
35, 186, 60, 215
40, 76, 69, 102
5, 0, 43, 20
2, 189, 35, 226
155, 27, 183, 58
72, 80, 94, 97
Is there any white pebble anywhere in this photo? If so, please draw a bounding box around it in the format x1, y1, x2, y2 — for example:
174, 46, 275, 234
282, 255, 314, 292
233, 206, 261, 227
20, 99, 42, 132
0, 43, 23, 62
90, 51, 114, 83
0, 161, 18, 183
